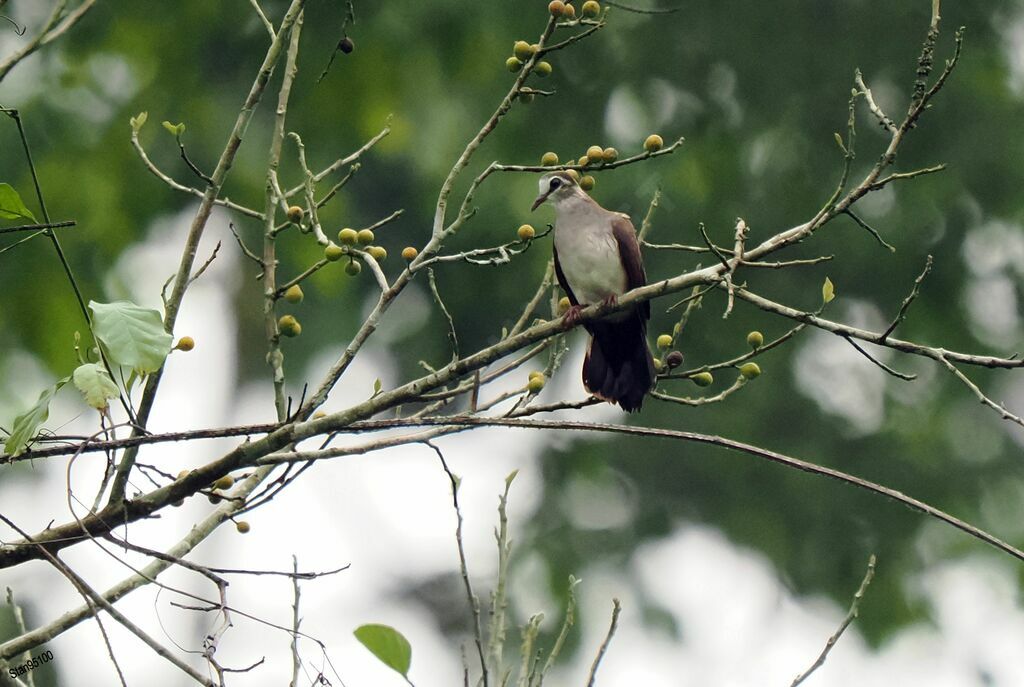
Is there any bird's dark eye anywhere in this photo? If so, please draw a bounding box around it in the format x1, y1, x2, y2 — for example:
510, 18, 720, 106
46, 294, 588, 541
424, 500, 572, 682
549, 178, 562, 190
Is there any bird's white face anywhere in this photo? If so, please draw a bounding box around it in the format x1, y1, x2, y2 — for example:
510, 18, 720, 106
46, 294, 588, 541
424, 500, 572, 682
531, 172, 579, 211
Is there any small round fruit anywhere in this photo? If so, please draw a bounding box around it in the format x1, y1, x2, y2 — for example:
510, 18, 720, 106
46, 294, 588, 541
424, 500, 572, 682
402, 246, 419, 261
506, 56, 524, 73
530, 43, 540, 54
535, 61, 553, 77
208, 493, 221, 504
284, 284, 304, 304
548, 0, 566, 16
529, 370, 545, 381
582, 0, 601, 17
557, 296, 571, 314
518, 224, 536, 240
579, 175, 595, 191
174, 336, 195, 352
586, 145, 604, 163
740, 362, 762, 379
563, 2, 576, 18
541, 151, 559, 166
345, 259, 362, 276
644, 134, 664, 152
666, 350, 684, 368
213, 475, 235, 490
527, 375, 546, 392
313, 410, 327, 419
513, 40, 535, 61
746, 331, 764, 349
656, 334, 673, 350
338, 227, 358, 245
177, 470, 190, 480
565, 169, 581, 182
578, 155, 590, 167
357, 229, 375, 245
324, 243, 345, 261
278, 315, 301, 337
601, 147, 618, 163
367, 246, 387, 261
286, 205, 304, 223
653, 357, 665, 373
235, 520, 251, 534
339, 36, 355, 54
692, 371, 714, 387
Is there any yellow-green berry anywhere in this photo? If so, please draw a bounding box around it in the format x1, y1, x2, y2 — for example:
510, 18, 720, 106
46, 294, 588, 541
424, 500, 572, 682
740, 362, 762, 379
513, 40, 535, 61
580, 175, 595, 191
586, 145, 604, 163
582, 0, 601, 17
518, 224, 536, 240
402, 246, 419, 261
338, 227, 358, 245
528, 370, 545, 381
527, 375, 546, 392
563, 2, 576, 18
644, 134, 664, 152
235, 521, 251, 534
345, 259, 362, 276
565, 169, 581, 182
368, 246, 387, 261
746, 331, 764, 349
656, 334, 673, 349
557, 296, 571, 314
602, 147, 618, 163
177, 469, 190, 480
578, 155, 590, 167
548, 0, 566, 16
653, 357, 665, 373
541, 151, 559, 166
324, 243, 345, 261
174, 336, 195, 352
213, 475, 235, 490
286, 205, 304, 223
284, 284, 304, 304
692, 371, 714, 387
535, 61, 553, 77
278, 314, 301, 337
506, 56, 524, 73
357, 229, 375, 245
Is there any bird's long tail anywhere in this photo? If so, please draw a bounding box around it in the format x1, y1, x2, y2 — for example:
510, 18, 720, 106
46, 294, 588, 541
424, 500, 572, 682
582, 312, 655, 412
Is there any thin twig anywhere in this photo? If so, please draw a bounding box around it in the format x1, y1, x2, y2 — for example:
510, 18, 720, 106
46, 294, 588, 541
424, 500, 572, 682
791, 555, 876, 686
585, 599, 621, 687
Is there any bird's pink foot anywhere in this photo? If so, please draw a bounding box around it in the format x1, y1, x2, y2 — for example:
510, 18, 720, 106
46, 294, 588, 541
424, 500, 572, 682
562, 304, 584, 326
600, 294, 618, 308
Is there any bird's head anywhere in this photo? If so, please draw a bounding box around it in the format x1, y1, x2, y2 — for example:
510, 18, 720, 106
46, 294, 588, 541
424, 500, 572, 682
531, 171, 581, 211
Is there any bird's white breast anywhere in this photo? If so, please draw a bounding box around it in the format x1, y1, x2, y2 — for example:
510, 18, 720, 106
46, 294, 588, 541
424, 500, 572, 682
552, 199, 627, 305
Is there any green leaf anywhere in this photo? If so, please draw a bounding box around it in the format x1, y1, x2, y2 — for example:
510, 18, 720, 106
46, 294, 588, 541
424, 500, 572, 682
72, 363, 120, 410
89, 300, 173, 374
130, 111, 148, 133
354, 624, 412, 677
373, 378, 382, 395
4, 378, 68, 457
0, 183, 37, 222
822, 276, 835, 304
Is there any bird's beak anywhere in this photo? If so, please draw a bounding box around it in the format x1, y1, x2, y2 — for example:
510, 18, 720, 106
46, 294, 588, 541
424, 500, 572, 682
531, 191, 549, 212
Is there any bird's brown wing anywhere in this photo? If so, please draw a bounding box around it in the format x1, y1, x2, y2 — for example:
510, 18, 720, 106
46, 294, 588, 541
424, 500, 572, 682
610, 215, 649, 320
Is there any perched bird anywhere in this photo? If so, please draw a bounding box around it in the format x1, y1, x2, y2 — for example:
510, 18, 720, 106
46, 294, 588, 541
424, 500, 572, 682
531, 171, 655, 411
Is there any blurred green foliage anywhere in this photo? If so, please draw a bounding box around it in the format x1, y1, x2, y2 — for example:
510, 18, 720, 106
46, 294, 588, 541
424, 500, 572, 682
2, 0, 1023, 653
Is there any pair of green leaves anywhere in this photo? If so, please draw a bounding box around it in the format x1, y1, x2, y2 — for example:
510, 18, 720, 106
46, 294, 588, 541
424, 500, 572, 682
0, 183, 37, 223
3, 301, 173, 457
